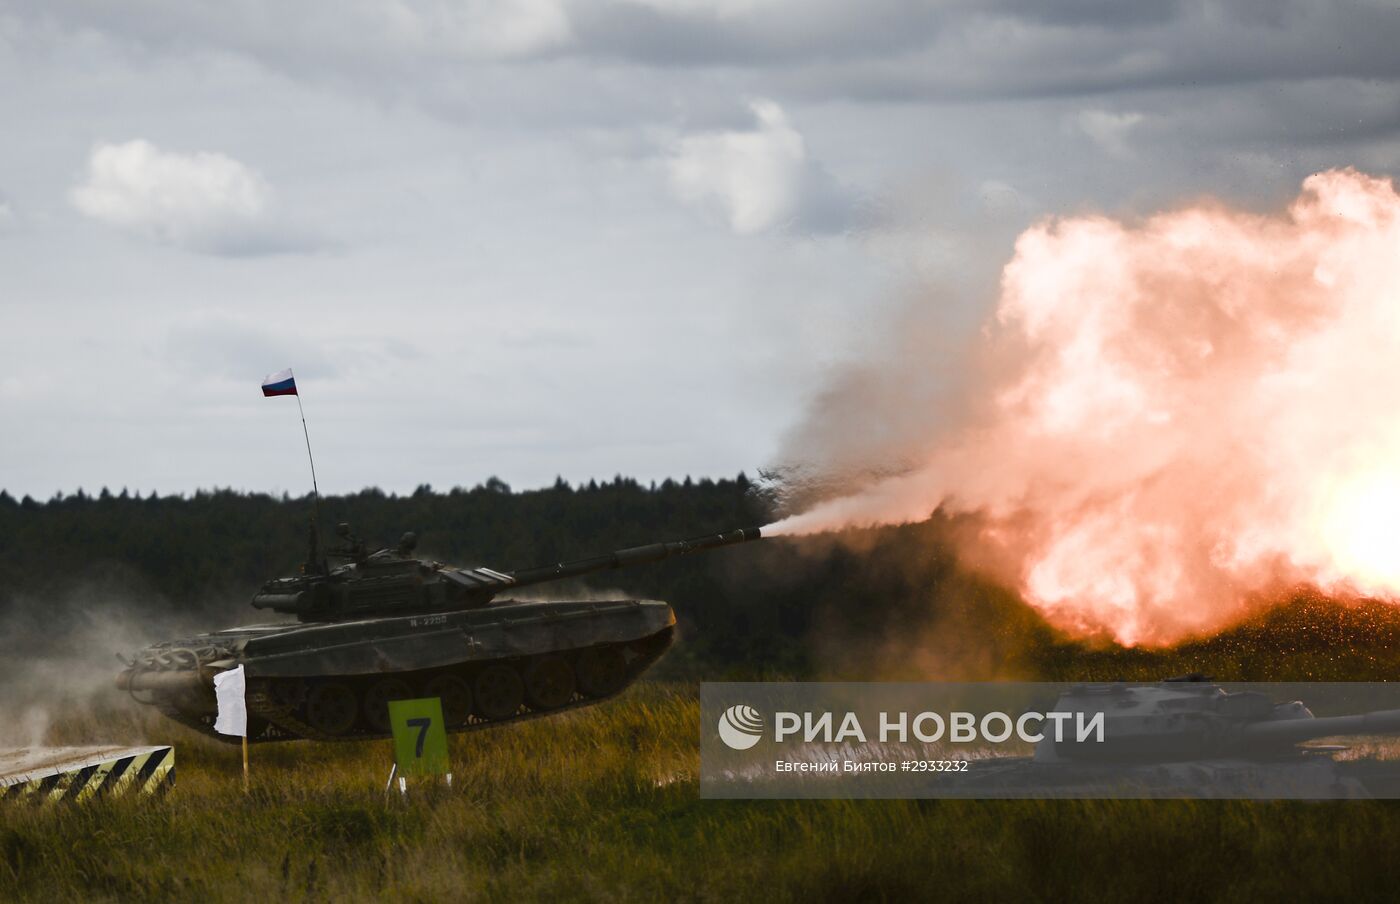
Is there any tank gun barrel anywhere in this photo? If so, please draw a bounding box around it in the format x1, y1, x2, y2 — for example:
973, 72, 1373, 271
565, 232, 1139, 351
1241, 708, 1400, 745
506, 527, 762, 589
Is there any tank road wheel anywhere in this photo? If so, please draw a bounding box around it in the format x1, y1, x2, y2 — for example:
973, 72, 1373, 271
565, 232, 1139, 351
362, 678, 413, 733
473, 665, 524, 721
270, 678, 306, 710
423, 674, 473, 728
523, 655, 576, 711
305, 682, 359, 736
576, 646, 628, 698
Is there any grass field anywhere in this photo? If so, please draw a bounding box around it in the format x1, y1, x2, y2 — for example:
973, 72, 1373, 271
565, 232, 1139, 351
3, 681, 1400, 903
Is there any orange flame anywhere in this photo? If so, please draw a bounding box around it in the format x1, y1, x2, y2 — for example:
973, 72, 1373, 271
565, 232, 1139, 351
769, 169, 1400, 646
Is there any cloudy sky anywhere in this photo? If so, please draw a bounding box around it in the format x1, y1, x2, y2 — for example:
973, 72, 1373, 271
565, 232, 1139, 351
3, 1, 1399, 498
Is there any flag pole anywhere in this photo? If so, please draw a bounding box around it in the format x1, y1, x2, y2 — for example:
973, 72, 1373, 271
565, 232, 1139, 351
293, 391, 322, 553
242, 734, 249, 792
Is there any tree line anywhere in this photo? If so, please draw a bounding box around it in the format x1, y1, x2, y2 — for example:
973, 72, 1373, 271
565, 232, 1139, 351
5, 474, 1394, 682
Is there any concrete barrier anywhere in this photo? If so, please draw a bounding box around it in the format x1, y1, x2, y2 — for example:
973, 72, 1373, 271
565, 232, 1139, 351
0, 746, 174, 802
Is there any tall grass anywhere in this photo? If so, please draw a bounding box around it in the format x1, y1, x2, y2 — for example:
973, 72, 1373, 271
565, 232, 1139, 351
3, 682, 1400, 902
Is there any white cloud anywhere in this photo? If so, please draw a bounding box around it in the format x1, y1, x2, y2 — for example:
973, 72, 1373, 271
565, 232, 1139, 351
1075, 110, 1145, 157
667, 99, 809, 234
69, 140, 297, 254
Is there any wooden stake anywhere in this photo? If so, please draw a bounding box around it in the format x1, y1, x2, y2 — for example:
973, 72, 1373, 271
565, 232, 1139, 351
242, 734, 249, 791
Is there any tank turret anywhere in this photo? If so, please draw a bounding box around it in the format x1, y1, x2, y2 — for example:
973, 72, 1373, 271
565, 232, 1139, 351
249, 525, 761, 621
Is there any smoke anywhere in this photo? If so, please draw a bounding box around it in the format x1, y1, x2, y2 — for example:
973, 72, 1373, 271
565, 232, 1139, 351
0, 579, 218, 748
768, 169, 1400, 646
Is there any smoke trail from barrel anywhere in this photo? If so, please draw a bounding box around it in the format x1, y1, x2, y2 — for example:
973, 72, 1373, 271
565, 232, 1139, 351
767, 169, 1400, 646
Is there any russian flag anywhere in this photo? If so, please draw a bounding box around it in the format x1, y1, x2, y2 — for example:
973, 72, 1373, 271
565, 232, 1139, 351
261, 368, 298, 397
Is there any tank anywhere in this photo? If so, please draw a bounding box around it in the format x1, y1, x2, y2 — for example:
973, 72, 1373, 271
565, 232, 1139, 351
118, 524, 762, 743
961, 676, 1400, 798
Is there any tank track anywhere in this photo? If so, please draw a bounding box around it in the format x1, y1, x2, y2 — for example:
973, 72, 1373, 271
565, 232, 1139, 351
161, 633, 671, 744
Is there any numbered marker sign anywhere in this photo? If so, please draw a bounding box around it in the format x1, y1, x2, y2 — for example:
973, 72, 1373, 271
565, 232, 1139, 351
388, 697, 450, 776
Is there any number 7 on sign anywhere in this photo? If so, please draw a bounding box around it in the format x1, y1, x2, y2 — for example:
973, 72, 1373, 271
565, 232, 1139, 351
407, 717, 431, 757
388, 698, 450, 777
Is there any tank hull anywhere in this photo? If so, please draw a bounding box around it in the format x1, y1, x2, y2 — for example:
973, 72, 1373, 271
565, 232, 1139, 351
119, 598, 676, 743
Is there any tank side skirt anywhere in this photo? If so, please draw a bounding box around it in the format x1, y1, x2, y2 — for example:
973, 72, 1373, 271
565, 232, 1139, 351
239, 603, 669, 678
